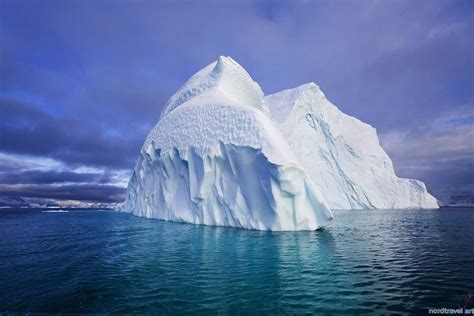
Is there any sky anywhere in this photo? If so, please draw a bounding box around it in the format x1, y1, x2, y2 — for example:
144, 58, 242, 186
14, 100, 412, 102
0, 0, 473, 205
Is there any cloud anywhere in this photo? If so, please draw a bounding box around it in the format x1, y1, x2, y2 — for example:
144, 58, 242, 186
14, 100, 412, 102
0, 151, 130, 203
0, 98, 144, 169
380, 106, 474, 194
0, 98, 134, 203
0, 0, 472, 202
0, 184, 125, 203
0, 170, 111, 185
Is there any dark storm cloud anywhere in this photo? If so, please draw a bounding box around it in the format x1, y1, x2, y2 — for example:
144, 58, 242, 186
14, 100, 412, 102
0, 98, 143, 169
0, 184, 125, 203
380, 109, 474, 194
0, 170, 111, 185
0, 0, 472, 202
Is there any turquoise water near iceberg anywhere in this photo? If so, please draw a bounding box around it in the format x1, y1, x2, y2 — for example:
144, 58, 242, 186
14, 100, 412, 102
0, 207, 473, 314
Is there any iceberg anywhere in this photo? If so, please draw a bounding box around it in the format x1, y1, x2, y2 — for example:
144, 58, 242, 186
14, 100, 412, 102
265, 83, 439, 209
119, 56, 438, 231
119, 56, 334, 231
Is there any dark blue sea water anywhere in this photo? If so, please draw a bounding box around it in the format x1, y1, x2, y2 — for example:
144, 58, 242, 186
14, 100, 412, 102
0, 207, 473, 314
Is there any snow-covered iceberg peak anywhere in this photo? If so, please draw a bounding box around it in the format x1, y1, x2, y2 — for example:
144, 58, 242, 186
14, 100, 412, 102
119, 57, 333, 231
265, 83, 439, 210
160, 56, 268, 119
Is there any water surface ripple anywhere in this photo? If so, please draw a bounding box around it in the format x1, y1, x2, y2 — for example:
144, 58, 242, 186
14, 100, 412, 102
0, 208, 473, 314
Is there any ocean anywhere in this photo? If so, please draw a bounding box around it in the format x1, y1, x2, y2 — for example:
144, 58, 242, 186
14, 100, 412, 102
0, 207, 473, 314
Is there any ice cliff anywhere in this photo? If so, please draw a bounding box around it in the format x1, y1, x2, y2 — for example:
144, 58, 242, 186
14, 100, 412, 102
119, 56, 438, 231
265, 83, 438, 210
119, 56, 334, 231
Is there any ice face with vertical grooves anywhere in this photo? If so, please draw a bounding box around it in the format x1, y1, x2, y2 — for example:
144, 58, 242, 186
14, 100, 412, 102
119, 57, 333, 231
121, 142, 333, 231
265, 83, 439, 210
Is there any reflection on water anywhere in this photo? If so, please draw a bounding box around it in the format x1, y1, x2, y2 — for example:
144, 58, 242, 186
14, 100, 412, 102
0, 208, 473, 314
